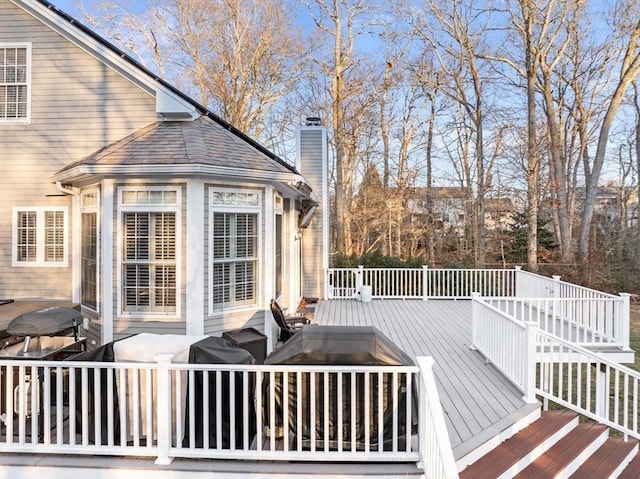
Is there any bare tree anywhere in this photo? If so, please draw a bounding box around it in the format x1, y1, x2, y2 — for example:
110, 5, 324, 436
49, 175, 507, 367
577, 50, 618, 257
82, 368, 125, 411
81, 0, 307, 143
408, 0, 502, 266
305, 0, 379, 256
577, 8, 640, 265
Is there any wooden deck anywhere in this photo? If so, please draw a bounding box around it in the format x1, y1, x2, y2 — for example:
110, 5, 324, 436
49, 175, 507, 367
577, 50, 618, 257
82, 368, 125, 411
314, 299, 540, 460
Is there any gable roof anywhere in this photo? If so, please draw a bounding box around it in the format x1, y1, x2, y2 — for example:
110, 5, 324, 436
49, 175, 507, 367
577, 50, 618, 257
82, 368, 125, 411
52, 116, 300, 184
12, 0, 300, 178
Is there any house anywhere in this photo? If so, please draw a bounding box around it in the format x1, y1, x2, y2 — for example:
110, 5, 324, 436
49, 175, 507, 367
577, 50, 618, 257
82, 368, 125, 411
3, 2, 640, 478
0, 0, 328, 353
406, 186, 515, 233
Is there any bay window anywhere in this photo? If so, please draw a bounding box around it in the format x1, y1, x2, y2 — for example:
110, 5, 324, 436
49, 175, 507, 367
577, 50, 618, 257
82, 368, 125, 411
210, 190, 260, 312
119, 187, 180, 315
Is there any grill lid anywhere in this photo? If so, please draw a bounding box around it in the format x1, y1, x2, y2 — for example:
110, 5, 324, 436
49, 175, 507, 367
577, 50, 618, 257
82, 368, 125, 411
7, 307, 82, 337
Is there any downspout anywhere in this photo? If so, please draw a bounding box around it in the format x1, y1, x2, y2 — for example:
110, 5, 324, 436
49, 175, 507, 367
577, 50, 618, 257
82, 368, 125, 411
55, 181, 82, 304
55, 181, 80, 198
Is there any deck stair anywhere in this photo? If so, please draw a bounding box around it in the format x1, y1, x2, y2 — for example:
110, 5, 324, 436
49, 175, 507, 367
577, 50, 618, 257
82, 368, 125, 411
459, 409, 639, 479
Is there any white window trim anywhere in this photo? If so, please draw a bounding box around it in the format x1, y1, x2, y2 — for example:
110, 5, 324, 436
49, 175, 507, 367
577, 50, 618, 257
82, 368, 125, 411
12, 206, 68, 267
208, 188, 262, 315
0, 42, 31, 124
116, 186, 182, 320
80, 189, 101, 313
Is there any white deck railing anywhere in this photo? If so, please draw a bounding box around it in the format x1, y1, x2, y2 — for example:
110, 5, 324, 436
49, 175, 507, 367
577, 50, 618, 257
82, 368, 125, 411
515, 269, 620, 300
535, 330, 640, 440
471, 295, 640, 440
0, 357, 456, 475
326, 266, 516, 300
485, 297, 629, 349
471, 295, 538, 403
327, 266, 630, 352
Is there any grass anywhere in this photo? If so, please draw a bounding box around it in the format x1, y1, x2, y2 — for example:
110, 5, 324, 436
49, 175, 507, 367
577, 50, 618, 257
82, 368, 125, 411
629, 304, 640, 372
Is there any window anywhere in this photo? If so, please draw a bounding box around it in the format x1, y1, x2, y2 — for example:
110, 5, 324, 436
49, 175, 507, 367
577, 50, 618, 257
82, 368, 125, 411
81, 191, 99, 311
274, 194, 283, 298
275, 214, 282, 298
12, 207, 68, 267
210, 190, 260, 312
0, 44, 30, 122
119, 187, 180, 316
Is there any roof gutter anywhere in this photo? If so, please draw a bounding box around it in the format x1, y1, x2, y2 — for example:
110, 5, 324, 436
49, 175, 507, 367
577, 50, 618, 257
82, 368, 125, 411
55, 181, 80, 198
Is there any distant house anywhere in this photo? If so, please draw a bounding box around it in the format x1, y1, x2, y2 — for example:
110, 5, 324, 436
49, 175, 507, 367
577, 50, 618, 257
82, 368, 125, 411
0, 0, 328, 352
484, 197, 515, 231
406, 187, 514, 234
573, 186, 638, 228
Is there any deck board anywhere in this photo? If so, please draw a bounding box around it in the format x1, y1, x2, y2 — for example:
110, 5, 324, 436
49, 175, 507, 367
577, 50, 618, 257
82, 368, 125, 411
314, 299, 534, 459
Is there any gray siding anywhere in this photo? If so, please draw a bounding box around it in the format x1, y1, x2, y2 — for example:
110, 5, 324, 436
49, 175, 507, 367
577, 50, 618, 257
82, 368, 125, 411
0, 0, 158, 299
298, 128, 326, 299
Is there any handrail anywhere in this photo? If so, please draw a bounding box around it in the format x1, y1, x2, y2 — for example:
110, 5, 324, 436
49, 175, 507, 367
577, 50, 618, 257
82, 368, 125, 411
515, 269, 619, 300
535, 329, 640, 440
0, 357, 455, 473
471, 294, 537, 402
326, 267, 517, 300
416, 357, 460, 479
472, 295, 640, 440
326, 267, 630, 353
485, 296, 628, 349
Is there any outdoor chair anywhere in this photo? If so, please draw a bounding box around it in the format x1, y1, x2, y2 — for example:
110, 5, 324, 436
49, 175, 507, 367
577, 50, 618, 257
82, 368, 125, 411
270, 299, 310, 343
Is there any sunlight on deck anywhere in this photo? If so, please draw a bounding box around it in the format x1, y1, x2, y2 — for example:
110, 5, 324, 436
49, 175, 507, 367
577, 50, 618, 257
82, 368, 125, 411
314, 299, 537, 459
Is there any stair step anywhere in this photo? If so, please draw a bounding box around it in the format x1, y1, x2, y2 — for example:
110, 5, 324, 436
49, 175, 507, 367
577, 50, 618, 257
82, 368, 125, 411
619, 452, 640, 479
513, 422, 609, 478
459, 410, 578, 479
569, 437, 638, 479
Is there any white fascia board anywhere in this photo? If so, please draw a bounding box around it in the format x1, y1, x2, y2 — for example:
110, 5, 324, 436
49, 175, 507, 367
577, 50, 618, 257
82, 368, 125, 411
51, 164, 315, 198
11, 0, 197, 119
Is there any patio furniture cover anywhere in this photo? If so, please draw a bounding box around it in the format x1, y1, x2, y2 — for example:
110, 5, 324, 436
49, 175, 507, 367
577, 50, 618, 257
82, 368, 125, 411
264, 325, 417, 450
71, 339, 123, 445
182, 336, 256, 449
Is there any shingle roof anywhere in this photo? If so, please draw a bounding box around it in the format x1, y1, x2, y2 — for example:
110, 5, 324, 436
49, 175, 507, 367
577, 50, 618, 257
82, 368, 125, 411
57, 116, 293, 174
33, 0, 297, 176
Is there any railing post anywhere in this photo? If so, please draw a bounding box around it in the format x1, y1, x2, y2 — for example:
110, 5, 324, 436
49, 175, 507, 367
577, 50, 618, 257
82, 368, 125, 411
356, 265, 364, 299
470, 292, 480, 350
422, 265, 429, 301
324, 268, 329, 300
416, 356, 459, 479
514, 265, 522, 297
551, 275, 561, 299
523, 321, 538, 403
595, 363, 608, 419
619, 293, 631, 350
155, 353, 174, 465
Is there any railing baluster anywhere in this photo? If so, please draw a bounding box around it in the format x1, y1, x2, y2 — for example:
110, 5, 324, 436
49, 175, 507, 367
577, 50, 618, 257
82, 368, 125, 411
242, 370, 249, 451
268, 370, 275, 451
296, 370, 302, 452
350, 372, 356, 453
364, 372, 370, 453
377, 371, 384, 450
323, 372, 329, 453
337, 371, 343, 453
282, 370, 289, 452
56, 366, 63, 445
309, 371, 316, 452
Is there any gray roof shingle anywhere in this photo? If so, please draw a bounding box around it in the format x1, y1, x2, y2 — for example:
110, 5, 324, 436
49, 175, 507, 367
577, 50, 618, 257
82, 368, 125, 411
58, 116, 294, 174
